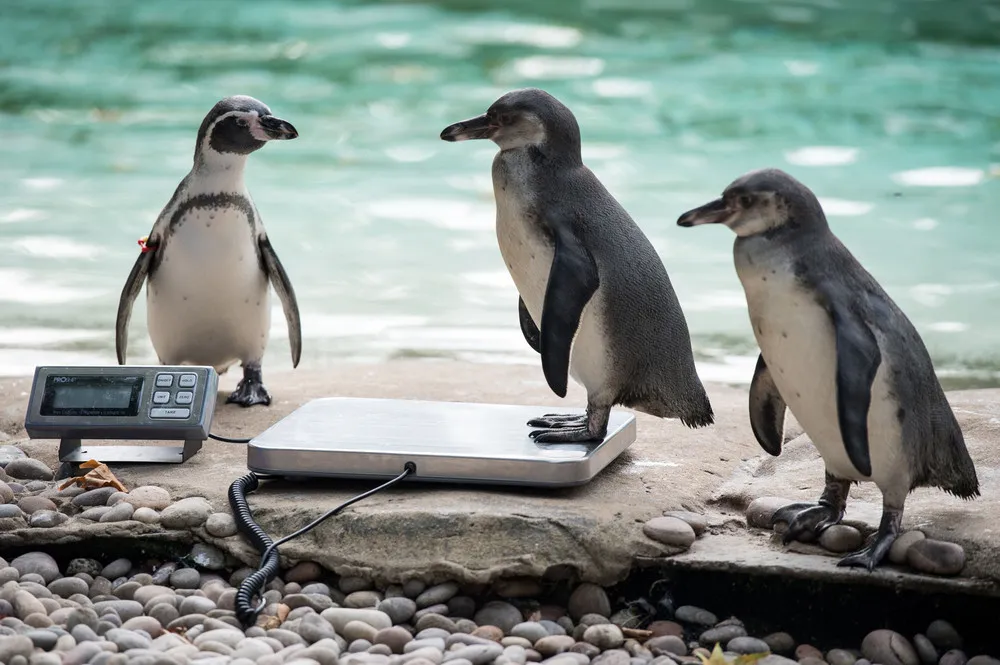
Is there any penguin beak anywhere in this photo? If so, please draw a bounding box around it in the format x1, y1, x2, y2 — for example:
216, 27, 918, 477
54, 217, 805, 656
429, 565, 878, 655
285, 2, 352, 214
257, 115, 299, 141
677, 198, 730, 227
440, 114, 494, 142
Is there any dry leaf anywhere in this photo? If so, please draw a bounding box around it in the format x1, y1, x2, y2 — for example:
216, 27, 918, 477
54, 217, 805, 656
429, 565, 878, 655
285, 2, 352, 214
57, 459, 128, 492
697, 644, 769, 665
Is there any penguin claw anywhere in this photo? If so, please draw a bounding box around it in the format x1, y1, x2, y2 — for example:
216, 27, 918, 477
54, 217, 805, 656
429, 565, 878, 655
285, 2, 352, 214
226, 379, 272, 407
771, 502, 843, 544
837, 527, 898, 571
529, 426, 604, 443
526, 413, 588, 428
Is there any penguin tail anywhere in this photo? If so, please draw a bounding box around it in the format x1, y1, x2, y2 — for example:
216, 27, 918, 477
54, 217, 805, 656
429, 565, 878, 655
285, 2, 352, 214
934, 428, 981, 500
680, 392, 715, 429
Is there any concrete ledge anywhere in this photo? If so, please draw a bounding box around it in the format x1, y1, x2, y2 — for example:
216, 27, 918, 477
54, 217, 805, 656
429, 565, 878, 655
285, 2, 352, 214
2, 360, 998, 595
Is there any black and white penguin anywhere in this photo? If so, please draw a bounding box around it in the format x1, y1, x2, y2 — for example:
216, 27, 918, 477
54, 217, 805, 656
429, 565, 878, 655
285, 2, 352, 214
678, 167, 980, 569
116, 95, 302, 407
441, 88, 713, 442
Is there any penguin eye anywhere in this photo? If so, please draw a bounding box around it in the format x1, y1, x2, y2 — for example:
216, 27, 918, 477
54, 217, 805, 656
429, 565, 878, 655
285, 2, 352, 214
739, 195, 754, 208
236, 117, 249, 128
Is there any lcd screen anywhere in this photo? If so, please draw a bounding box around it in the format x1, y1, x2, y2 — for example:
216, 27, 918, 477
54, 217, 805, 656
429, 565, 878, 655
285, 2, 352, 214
50, 384, 134, 410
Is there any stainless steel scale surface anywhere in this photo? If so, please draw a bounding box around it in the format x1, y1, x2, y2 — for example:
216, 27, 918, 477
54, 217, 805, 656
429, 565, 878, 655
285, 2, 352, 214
247, 397, 636, 487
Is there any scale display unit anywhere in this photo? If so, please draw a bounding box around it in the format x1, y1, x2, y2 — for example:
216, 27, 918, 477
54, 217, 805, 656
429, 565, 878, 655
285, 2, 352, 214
24, 365, 218, 464
247, 397, 637, 487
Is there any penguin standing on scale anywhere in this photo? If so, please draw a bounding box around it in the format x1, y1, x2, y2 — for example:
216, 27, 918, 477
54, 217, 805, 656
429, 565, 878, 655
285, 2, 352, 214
116, 95, 303, 407
678, 168, 979, 570
440, 88, 714, 442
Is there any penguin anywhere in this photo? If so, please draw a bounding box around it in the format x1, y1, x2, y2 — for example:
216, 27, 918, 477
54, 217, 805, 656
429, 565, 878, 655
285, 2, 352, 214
115, 95, 302, 407
440, 88, 713, 442
677, 167, 980, 570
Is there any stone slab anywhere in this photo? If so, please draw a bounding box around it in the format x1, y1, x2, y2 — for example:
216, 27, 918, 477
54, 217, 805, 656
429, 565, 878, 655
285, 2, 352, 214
1, 360, 998, 594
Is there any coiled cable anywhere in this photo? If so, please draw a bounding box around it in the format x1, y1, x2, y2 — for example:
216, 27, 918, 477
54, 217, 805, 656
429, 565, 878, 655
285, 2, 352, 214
226, 460, 417, 628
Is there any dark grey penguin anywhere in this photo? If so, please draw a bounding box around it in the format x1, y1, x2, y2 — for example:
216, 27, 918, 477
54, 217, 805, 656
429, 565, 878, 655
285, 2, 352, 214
677, 167, 980, 570
440, 88, 713, 442
116, 95, 302, 407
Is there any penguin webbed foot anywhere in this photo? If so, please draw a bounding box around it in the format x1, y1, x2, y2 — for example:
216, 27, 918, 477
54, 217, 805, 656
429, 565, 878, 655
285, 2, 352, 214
836, 505, 902, 571
771, 501, 843, 544
527, 406, 609, 443
226, 364, 272, 408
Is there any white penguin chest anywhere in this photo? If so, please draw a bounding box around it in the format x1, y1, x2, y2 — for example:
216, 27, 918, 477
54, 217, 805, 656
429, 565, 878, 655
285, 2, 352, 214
737, 254, 903, 486
146, 200, 270, 367
493, 156, 607, 393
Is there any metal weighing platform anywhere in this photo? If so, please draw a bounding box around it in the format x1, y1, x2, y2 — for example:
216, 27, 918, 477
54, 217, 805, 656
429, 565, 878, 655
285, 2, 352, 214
247, 397, 637, 487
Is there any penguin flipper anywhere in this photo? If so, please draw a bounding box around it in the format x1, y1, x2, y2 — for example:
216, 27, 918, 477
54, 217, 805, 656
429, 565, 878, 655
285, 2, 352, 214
115, 247, 154, 365
540, 224, 599, 398
826, 299, 881, 478
518, 296, 541, 354
258, 235, 302, 368
749, 353, 786, 455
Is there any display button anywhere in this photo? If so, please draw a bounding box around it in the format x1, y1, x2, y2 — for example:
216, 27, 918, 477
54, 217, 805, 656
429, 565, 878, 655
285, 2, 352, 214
175, 391, 194, 405
155, 374, 174, 387
178, 373, 197, 388
149, 407, 191, 419
152, 391, 171, 404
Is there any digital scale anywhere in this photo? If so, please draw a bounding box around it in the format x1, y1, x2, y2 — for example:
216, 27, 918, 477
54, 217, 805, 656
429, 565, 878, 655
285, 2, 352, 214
23, 366, 637, 487
24, 365, 218, 464
247, 397, 636, 487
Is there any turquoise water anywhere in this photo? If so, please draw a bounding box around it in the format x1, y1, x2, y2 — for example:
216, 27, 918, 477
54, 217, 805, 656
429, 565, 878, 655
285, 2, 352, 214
1, 0, 999, 386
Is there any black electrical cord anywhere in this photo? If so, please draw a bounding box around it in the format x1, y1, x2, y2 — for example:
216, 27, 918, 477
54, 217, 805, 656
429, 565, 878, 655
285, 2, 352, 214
227, 461, 417, 628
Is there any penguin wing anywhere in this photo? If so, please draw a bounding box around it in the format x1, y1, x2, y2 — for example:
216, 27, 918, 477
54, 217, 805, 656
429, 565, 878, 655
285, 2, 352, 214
518, 296, 541, 354
748, 353, 786, 455
115, 243, 156, 365
540, 222, 600, 398
820, 286, 881, 478
258, 235, 302, 368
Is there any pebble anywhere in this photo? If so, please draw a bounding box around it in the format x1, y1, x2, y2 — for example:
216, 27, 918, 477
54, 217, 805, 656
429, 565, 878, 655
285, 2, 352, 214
78, 506, 113, 521
286, 561, 324, 584
567, 584, 611, 621
17, 495, 56, 514
11, 552, 60, 583
321, 608, 393, 633
72, 487, 118, 507
159, 496, 213, 528
643, 516, 697, 548
827, 649, 858, 665
967, 658, 1000, 665
646, 636, 687, 657
584, 624, 625, 650
31, 510, 69, 528
190, 542, 227, 570
648, 621, 684, 638
379, 597, 418, 624
745, 496, 793, 528
375, 626, 416, 653
699, 625, 747, 647
4, 458, 54, 481
906, 540, 966, 576
99, 502, 134, 522
663, 510, 708, 536
101, 559, 132, 580
535, 636, 576, 657
927, 621, 963, 651
417, 582, 460, 608
888, 530, 927, 564
796, 645, 824, 660
49, 575, 90, 597
475, 601, 524, 633
940, 650, 968, 665
473, 625, 505, 641
818, 525, 863, 553
124, 485, 172, 510
763, 633, 795, 654
170, 567, 201, 589
913, 634, 938, 665
445, 643, 504, 664
674, 606, 717, 627
0, 480, 13, 504
512, 622, 550, 644
133, 507, 161, 524
206, 512, 238, 537
728, 637, 771, 655
0, 635, 33, 663
346, 590, 383, 608
861, 629, 919, 665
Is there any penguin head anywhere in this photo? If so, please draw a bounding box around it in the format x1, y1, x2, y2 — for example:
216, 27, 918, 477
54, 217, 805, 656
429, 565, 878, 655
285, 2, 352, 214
677, 168, 827, 237
194, 95, 298, 162
440, 88, 581, 156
